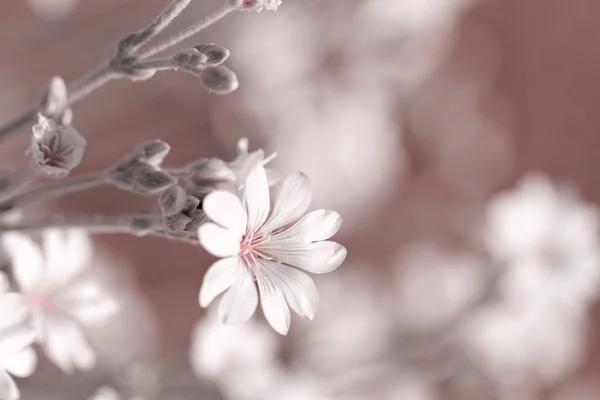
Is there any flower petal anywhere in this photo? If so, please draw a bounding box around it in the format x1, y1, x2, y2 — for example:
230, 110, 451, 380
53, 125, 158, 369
58, 281, 119, 326
42, 317, 96, 373
260, 261, 319, 321
1, 233, 44, 291
198, 223, 241, 257
272, 210, 342, 245
199, 257, 243, 307
255, 268, 291, 335
218, 268, 258, 324
203, 191, 247, 236
44, 230, 92, 288
2, 347, 37, 378
264, 241, 347, 274
0, 293, 32, 332
262, 172, 312, 233
0, 370, 19, 400
243, 163, 270, 232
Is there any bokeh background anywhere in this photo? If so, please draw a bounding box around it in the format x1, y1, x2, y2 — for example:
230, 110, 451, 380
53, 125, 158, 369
2, 0, 600, 399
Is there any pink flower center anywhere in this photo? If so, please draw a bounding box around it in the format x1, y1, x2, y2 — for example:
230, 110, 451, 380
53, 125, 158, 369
239, 233, 270, 267
25, 291, 47, 311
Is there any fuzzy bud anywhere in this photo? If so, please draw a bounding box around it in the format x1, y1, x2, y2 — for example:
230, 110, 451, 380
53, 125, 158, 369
193, 44, 230, 65
200, 66, 239, 94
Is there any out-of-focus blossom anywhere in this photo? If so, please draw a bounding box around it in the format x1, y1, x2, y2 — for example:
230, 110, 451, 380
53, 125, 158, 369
190, 308, 281, 400
0, 273, 38, 400
486, 173, 600, 308
26, 0, 78, 21
2, 230, 119, 373
198, 163, 346, 335
293, 268, 395, 382
465, 302, 585, 386
88, 386, 145, 400
189, 308, 279, 379
464, 173, 600, 387
392, 243, 486, 332
28, 114, 86, 179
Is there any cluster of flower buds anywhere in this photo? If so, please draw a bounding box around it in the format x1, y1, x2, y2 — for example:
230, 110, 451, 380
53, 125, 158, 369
172, 44, 238, 94
107, 140, 177, 194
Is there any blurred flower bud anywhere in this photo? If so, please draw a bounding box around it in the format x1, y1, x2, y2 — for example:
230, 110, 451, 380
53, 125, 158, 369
28, 114, 86, 179
130, 214, 160, 236
108, 141, 176, 195
194, 44, 230, 65
200, 66, 239, 94
228, 0, 281, 12
159, 185, 208, 237
173, 49, 209, 69
188, 158, 236, 186
159, 185, 187, 215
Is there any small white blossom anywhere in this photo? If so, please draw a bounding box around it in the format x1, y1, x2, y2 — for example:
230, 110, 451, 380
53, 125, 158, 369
198, 163, 346, 335
1, 230, 119, 373
28, 114, 86, 178
0, 273, 37, 400
486, 173, 600, 309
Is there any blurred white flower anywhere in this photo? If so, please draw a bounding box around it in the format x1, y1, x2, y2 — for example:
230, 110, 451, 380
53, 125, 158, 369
198, 163, 346, 335
189, 308, 279, 380
293, 268, 395, 382
486, 173, 600, 309
88, 386, 145, 400
190, 308, 282, 400
465, 302, 585, 386
2, 230, 119, 373
392, 243, 486, 332
0, 273, 38, 400
28, 114, 86, 179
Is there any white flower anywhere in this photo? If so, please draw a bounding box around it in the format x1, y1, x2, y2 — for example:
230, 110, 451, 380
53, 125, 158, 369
0, 273, 38, 400
189, 308, 279, 380
28, 114, 86, 178
486, 173, 600, 309
1, 230, 119, 373
464, 302, 585, 386
198, 163, 346, 335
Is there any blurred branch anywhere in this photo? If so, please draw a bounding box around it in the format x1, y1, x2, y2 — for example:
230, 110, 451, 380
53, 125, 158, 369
0, 1, 236, 140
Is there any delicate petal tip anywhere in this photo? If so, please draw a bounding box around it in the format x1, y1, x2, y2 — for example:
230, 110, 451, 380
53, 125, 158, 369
257, 279, 290, 335
326, 243, 347, 272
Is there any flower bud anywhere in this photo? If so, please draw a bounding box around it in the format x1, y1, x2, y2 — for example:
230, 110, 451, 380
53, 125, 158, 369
28, 114, 86, 179
193, 44, 230, 65
200, 66, 239, 94
173, 49, 209, 69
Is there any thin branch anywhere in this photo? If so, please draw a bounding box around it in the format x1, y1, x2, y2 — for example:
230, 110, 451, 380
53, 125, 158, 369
0, 162, 39, 201
123, 0, 193, 55
139, 4, 236, 59
0, 172, 108, 212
